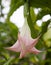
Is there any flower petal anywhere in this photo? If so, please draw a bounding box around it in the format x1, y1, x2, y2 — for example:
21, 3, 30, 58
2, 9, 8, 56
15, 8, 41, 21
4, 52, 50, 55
5, 40, 21, 52
29, 47, 42, 54
19, 50, 26, 59
26, 35, 41, 49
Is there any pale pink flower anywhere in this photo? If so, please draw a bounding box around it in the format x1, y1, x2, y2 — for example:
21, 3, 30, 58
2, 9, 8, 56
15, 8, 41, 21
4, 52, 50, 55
5, 19, 42, 59
5, 32, 41, 59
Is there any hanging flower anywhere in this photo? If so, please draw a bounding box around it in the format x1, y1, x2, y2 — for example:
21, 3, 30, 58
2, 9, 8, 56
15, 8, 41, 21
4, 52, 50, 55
5, 19, 42, 59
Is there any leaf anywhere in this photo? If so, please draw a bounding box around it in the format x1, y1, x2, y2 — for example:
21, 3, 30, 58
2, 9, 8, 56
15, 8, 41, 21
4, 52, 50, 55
6, 22, 18, 39
41, 20, 51, 36
4, 56, 15, 65
0, 22, 18, 47
27, 15, 38, 38
36, 8, 51, 21
43, 28, 51, 47
30, 7, 36, 22
30, 0, 51, 8
6, 0, 24, 22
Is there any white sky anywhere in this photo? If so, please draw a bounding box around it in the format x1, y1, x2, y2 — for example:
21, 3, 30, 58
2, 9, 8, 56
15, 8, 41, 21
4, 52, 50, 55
0, 0, 51, 28
10, 6, 24, 28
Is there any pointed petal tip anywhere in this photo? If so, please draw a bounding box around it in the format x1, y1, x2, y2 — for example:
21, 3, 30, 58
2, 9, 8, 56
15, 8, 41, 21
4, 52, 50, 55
39, 50, 42, 53
37, 34, 41, 40
19, 55, 23, 59
19, 56, 22, 59
36, 50, 42, 54
4, 47, 12, 50
19, 55, 25, 59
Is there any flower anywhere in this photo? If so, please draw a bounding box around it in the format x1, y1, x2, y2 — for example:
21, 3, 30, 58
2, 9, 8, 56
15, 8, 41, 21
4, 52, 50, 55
5, 19, 42, 59
5, 32, 41, 58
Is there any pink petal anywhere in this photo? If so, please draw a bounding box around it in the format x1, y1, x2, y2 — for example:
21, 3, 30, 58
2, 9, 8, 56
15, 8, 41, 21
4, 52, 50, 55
18, 32, 26, 50
5, 40, 21, 52
19, 50, 26, 59
26, 35, 41, 49
29, 47, 42, 54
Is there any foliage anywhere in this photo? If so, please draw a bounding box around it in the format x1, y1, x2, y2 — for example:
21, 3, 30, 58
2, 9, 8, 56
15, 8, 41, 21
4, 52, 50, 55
0, 0, 51, 65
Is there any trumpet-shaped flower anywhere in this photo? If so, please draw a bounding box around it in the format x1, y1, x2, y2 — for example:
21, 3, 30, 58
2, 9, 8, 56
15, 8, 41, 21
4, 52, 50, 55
5, 19, 42, 58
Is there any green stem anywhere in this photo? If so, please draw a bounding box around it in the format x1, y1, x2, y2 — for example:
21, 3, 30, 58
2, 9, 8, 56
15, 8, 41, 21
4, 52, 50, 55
4, 56, 15, 65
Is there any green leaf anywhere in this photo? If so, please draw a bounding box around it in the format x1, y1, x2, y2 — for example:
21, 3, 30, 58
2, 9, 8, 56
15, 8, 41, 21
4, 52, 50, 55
43, 28, 51, 47
0, 22, 18, 47
41, 20, 51, 36
27, 15, 38, 38
6, 22, 18, 39
30, 0, 51, 8
6, 0, 24, 22
4, 56, 15, 65
30, 7, 36, 22
36, 8, 51, 21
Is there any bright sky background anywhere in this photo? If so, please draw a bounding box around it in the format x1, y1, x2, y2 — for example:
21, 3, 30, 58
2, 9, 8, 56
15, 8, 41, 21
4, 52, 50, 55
0, 0, 51, 28
10, 6, 24, 28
